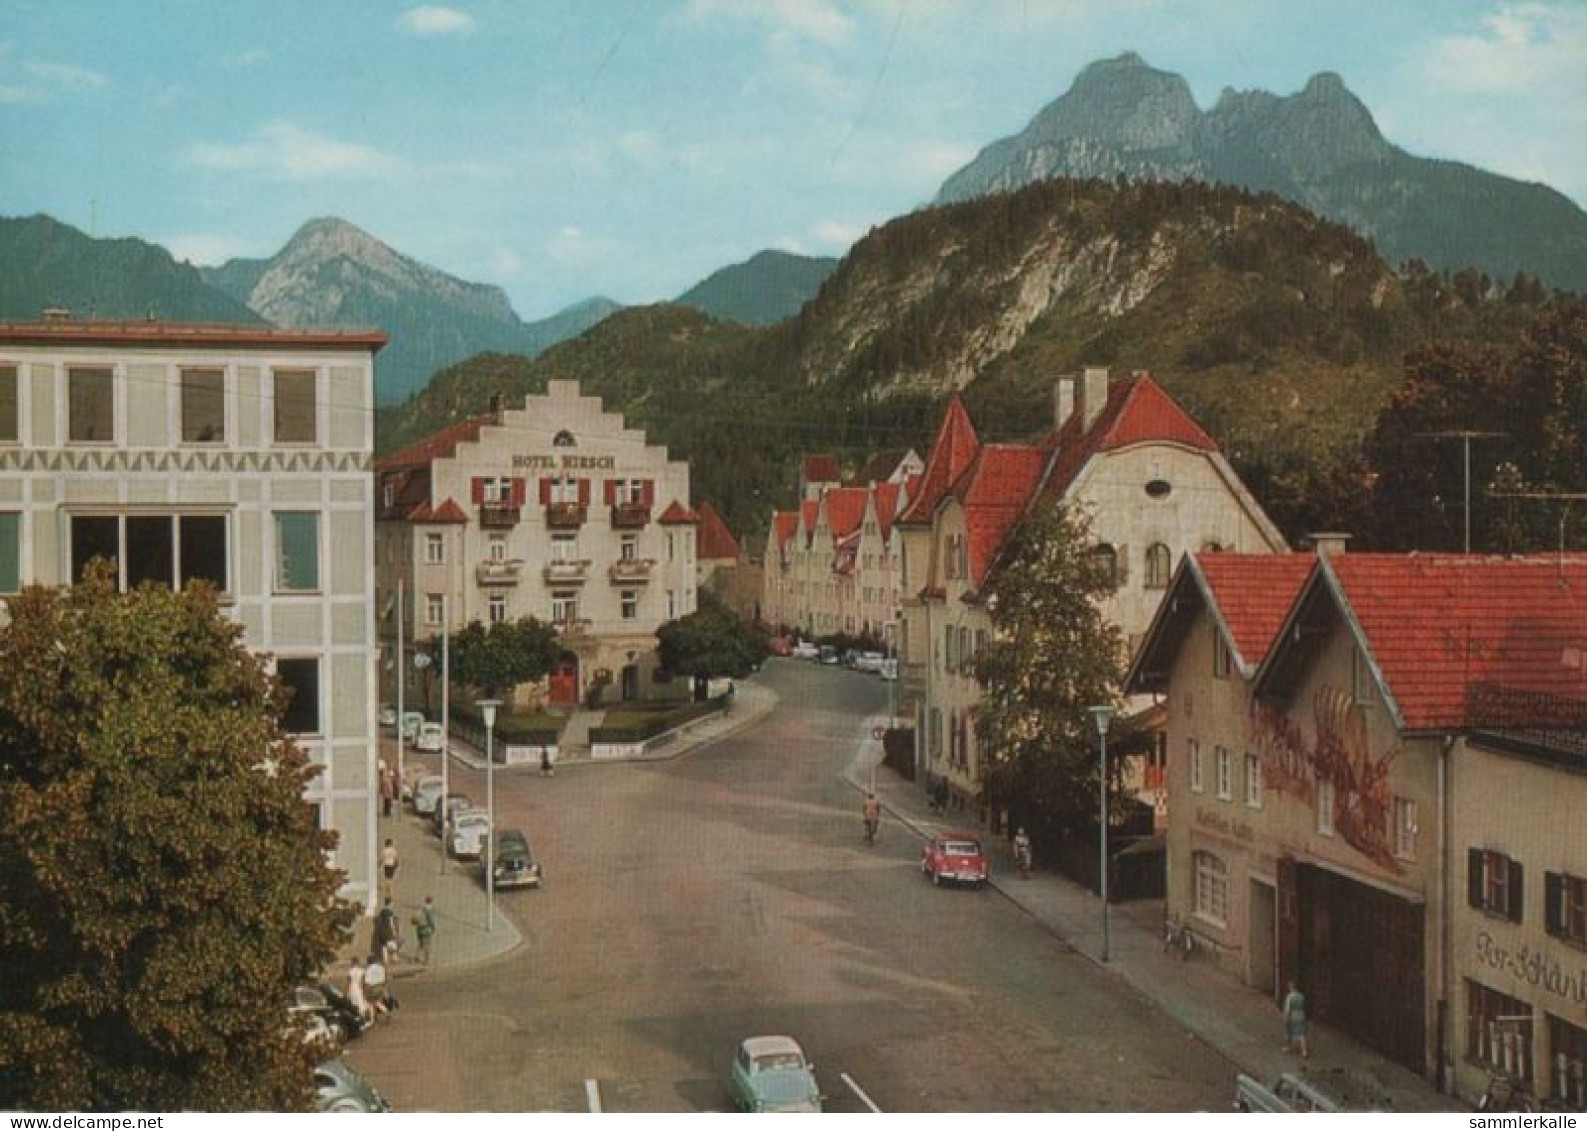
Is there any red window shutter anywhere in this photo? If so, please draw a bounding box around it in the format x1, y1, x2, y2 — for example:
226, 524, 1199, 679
604, 479, 617, 506
471, 477, 485, 504
539, 478, 552, 505
578, 478, 591, 506
511, 478, 526, 506
641, 479, 655, 507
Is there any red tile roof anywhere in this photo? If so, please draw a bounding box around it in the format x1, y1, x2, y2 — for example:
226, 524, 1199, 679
1326, 554, 1587, 732
375, 416, 489, 471
821, 487, 871, 541
773, 511, 799, 551
696, 502, 741, 561
953, 444, 1050, 586
0, 320, 387, 352
1196, 554, 1317, 669
405, 498, 468, 525
1041, 375, 1216, 504
658, 501, 700, 525
874, 481, 903, 540
801, 454, 842, 484
800, 500, 820, 539
897, 396, 980, 526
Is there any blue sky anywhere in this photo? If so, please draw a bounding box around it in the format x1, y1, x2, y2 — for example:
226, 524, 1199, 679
3, 1, 1584, 318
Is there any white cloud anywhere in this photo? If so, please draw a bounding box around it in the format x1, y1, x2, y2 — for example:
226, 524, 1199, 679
222, 48, 270, 68
184, 122, 404, 181
811, 219, 862, 248
0, 44, 107, 102
488, 247, 524, 277
1417, 2, 1587, 93
398, 6, 476, 37
688, 0, 855, 47
161, 233, 266, 266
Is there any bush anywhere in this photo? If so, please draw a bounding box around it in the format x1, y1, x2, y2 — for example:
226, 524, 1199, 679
450, 701, 563, 749
589, 700, 722, 744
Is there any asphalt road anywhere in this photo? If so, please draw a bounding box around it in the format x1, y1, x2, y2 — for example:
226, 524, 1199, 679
350, 660, 1235, 1112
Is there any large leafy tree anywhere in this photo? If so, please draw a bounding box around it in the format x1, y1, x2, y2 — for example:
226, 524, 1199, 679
0, 566, 352, 1111
656, 590, 767, 698
450, 616, 560, 698
974, 502, 1126, 843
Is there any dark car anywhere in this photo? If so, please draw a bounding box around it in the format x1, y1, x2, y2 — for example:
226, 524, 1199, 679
487, 827, 543, 889
314, 1059, 390, 1113
921, 832, 989, 888
291, 982, 368, 1045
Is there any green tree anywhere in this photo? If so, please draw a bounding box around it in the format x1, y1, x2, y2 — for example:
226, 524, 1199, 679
0, 565, 352, 1111
656, 590, 767, 699
974, 503, 1126, 843
450, 616, 560, 698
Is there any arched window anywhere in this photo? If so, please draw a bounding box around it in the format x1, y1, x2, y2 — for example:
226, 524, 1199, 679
1193, 851, 1229, 925
1090, 543, 1119, 586
1145, 542, 1172, 589
553, 429, 576, 448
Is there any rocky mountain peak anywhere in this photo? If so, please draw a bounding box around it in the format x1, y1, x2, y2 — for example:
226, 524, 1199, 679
1038, 50, 1200, 150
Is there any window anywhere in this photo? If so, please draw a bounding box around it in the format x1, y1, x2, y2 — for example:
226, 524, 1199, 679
272, 369, 316, 443
551, 535, 576, 562
620, 534, 637, 561
1188, 739, 1203, 793
929, 708, 942, 759
1469, 849, 1524, 922
67, 513, 227, 591
0, 512, 19, 592
422, 532, 443, 565
1548, 1015, 1587, 1110
276, 658, 321, 735
1145, 542, 1171, 588
1545, 872, 1587, 945
488, 535, 507, 562
552, 591, 578, 625
959, 627, 972, 674
1213, 636, 1231, 679
68, 367, 114, 442
549, 477, 581, 505
488, 594, 507, 625
621, 590, 638, 620
274, 513, 319, 592
1317, 776, 1336, 836
1394, 798, 1418, 861
1468, 981, 1533, 1081
1215, 746, 1232, 800
1244, 752, 1262, 808
1193, 851, 1229, 925
0, 364, 17, 441
944, 624, 956, 673
481, 477, 511, 504
425, 594, 444, 626
553, 429, 576, 447
1144, 478, 1172, 499
1090, 543, 1118, 586
180, 368, 225, 443
612, 479, 645, 505
668, 534, 675, 561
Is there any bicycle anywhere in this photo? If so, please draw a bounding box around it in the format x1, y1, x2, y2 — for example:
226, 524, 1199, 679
1163, 915, 1196, 960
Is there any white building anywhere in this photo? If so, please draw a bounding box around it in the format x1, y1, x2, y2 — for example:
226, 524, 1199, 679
0, 319, 384, 906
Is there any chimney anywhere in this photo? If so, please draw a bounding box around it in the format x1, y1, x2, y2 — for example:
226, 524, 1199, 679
1054, 376, 1076, 431
489, 392, 506, 425
1307, 532, 1351, 559
1082, 366, 1109, 433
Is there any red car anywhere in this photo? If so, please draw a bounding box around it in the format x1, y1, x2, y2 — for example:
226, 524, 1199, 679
921, 832, 989, 888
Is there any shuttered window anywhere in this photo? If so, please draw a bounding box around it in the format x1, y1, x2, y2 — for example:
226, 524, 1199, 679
1469, 848, 1525, 923
1545, 872, 1587, 945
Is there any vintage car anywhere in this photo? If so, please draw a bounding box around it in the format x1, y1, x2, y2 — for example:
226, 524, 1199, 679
449, 809, 492, 860
488, 827, 544, 889
921, 832, 989, 888
411, 774, 445, 816
314, 1059, 390, 1113
729, 1035, 823, 1113
1235, 1070, 1392, 1112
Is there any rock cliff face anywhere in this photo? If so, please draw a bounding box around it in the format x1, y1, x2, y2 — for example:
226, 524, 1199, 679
938, 53, 1587, 292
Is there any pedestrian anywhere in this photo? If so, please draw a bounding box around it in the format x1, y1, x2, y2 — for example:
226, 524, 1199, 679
363, 951, 394, 1018
379, 760, 395, 818
413, 895, 437, 965
1282, 980, 1309, 1059
374, 896, 401, 964
347, 959, 373, 1025
540, 747, 554, 778
380, 838, 399, 898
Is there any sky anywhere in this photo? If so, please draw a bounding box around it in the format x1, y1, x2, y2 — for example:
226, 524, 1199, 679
3, 0, 1585, 319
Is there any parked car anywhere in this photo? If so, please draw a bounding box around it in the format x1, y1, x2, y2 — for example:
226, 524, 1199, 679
488, 827, 544, 889
878, 658, 898, 682
1235, 1070, 1391, 1112
818, 645, 839, 665
449, 809, 492, 860
768, 636, 793, 657
378, 704, 398, 728
411, 774, 445, 816
729, 1036, 823, 1113
314, 1059, 390, 1113
415, 721, 447, 753
291, 982, 368, 1046
856, 651, 885, 673
432, 792, 473, 837
792, 641, 820, 661
400, 711, 425, 741
921, 832, 989, 888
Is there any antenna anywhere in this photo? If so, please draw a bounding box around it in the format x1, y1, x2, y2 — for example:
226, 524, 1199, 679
1488, 490, 1587, 570
1417, 430, 1506, 552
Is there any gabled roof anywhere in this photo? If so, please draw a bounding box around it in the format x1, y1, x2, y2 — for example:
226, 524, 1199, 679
821, 487, 871, 541
873, 481, 904, 541
801, 454, 842, 484
772, 511, 799, 550
375, 416, 489, 471
799, 500, 820, 541
950, 444, 1050, 587
658, 501, 700, 525
405, 498, 469, 525
696, 502, 741, 561
1256, 554, 1587, 733
1040, 376, 1216, 504
897, 395, 980, 526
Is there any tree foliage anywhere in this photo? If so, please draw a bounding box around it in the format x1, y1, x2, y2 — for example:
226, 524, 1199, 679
450, 616, 560, 697
0, 567, 352, 1111
974, 503, 1126, 843
656, 590, 767, 690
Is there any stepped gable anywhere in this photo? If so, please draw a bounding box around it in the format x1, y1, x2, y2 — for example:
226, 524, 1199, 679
1040, 375, 1215, 504
1195, 553, 1317, 670
696, 501, 742, 561
952, 444, 1050, 588
375, 415, 488, 470
658, 501, 700, 525
897, 395, 980, 526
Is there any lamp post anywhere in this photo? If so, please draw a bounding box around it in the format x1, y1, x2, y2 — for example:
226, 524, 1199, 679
1089, 704, 1115, 963
477, 698, 501, 933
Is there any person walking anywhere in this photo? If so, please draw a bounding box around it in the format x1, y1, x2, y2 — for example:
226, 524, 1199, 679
1282, 980, 1309, 1059
347, 959, 373, 1026
374, 896, 401, 964
379, 761, 395, 819
380, 838, 399, 898
413, 895, 437, 965
540, 747, 554, 778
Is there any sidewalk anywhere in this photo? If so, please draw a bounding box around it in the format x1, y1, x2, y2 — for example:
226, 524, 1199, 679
843, 718, 1465, 1113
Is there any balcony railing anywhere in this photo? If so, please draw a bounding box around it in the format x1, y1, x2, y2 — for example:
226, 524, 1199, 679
608, 558, 654, 583
478, 502, 521, 529
475, 560, 524, 586
554, 617, 592, 640
545, 502, 587, 529
543, 559, 591, 584
610, 502, 652, 529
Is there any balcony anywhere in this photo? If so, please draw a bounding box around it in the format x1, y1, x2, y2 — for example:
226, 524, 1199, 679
554, 617, 592, 641
478, 502, 521, 529
610, 502, 652, 529
608, 558, 654, 583
475, 560, 524, 587
543, 559, 591, 585
545, 502, 587, 529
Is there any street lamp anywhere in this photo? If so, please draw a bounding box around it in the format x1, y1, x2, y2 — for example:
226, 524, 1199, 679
477, 698, 501, 934
1089, 704, 1115, 963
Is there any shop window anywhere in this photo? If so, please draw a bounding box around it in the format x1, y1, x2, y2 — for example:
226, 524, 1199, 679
68, 367, 114, 443
1193, 851, 1229, 925
1215, 746, 1232, 800
1244, 752, 1262, 808
273, 369, 316, 444
488, 594, 507, 625
0, 512, 19, 592
1467, 980, 1532, 1081
180, 368, 225, 443
277, 658, 321, 735
1189, 739, 1203, 793
1548, 1015, 1587, 1111
621, 590, 638, 620
1145, 542, 1171, 588
1469, 849, 1524, 922
425, 594, 444, 626
424, 533, 444, 565
0, 364, 18, 441
1394, 797, 1419, 861
273, 512, 320, 592
1545, 872, 1587, 946
1213, 636, 1231, 680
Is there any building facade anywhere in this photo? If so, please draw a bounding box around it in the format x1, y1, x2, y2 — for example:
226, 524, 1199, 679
0, 320, 384, 906
374, 380, 698, 709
